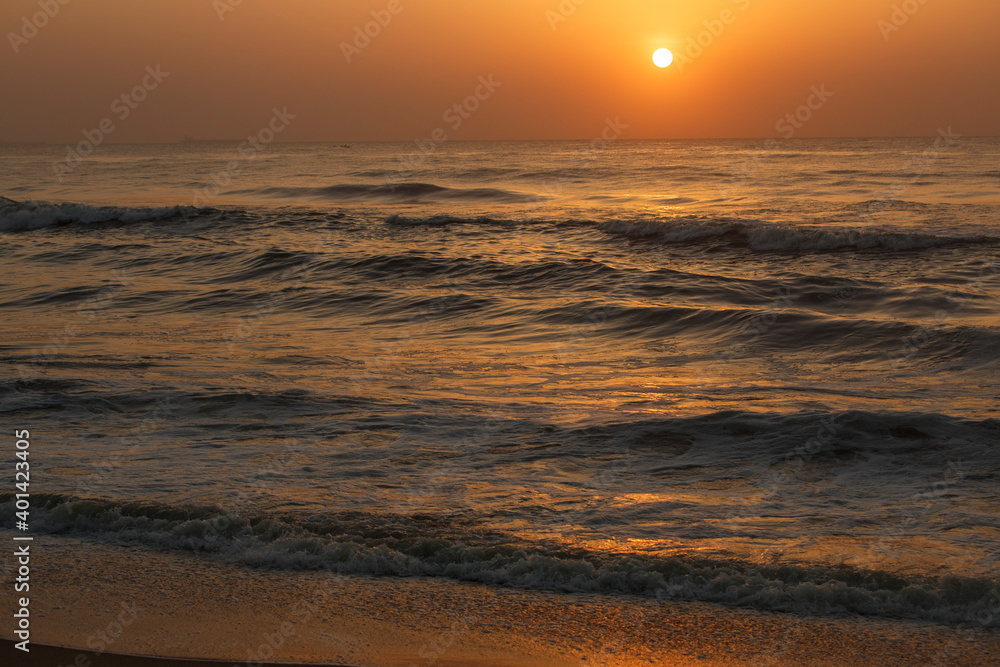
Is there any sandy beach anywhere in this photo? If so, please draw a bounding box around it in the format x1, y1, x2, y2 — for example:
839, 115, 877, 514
2, 532, 998, 666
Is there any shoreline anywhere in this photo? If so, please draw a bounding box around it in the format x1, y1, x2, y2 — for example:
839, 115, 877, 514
2, 532, 999, 666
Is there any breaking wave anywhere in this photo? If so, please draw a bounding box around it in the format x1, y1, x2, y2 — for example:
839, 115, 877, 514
5, 493, 998, 627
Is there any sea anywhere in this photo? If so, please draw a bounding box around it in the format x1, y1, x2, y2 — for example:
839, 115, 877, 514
2, 137, 999, 627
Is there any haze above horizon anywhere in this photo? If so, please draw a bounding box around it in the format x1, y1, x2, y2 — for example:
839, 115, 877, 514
3, 0, 998, 143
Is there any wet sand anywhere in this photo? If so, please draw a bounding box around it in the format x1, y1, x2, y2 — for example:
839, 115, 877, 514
2, 532, 998, 666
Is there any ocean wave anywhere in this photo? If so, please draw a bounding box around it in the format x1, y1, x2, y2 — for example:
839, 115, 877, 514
203, 248, 316, 284
223, 183, 549, 204
385, 213, 526, 227
598, 217, 998, 253
601, 410, 1000, 464
7, 492, 998, 626
0, 200, 209, 232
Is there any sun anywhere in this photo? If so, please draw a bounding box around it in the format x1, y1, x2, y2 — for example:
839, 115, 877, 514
652, 48, 673, 69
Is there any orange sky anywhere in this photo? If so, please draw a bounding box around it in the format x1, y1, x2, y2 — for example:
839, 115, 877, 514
2, 0, 998, 142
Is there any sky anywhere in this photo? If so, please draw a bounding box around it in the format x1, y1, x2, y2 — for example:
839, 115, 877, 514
2, 0, 999, 142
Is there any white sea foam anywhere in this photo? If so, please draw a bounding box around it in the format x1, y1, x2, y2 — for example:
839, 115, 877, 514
11, 494, 999, 627
0, 201, 205, 232
598, 217, 997, 252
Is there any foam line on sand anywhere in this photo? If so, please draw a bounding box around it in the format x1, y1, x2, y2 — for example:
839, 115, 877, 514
2, 531, 999, 666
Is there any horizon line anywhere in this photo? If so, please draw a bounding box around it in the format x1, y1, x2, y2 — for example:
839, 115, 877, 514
2, 134, 995, 146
